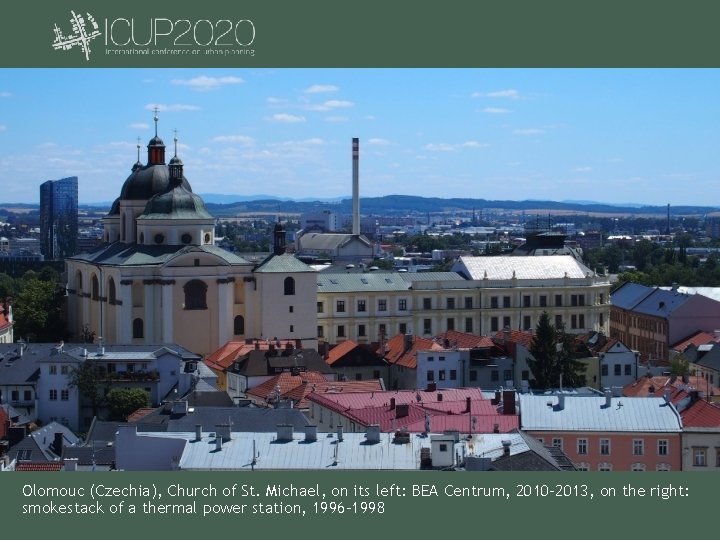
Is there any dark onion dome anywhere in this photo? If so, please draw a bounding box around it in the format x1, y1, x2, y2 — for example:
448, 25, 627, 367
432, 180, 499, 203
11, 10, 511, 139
108, 197, 120, 216
139, 182, 212, 220
148, 135, 164, 146
118, 163, 192, 201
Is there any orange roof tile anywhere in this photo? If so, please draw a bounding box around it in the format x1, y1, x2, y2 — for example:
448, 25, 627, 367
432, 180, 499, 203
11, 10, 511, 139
494, 329, 535, 349
671, 331, 718, 353
325, 340, 360, 365
681, 399, 720, 428
623, 375, 720, 402
435, 330, 495, 349
383, 333, 438, 369
247, 371, 383, 409
126, 408, 157, 423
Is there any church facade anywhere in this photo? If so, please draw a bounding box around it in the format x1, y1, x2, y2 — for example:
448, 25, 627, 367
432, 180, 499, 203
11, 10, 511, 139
65, 123, 317, 356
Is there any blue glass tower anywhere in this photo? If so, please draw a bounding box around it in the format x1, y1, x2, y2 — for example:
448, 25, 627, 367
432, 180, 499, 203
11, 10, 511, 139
40, 176, 78, 260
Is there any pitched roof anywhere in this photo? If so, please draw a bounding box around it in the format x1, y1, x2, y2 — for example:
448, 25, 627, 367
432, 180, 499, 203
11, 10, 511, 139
298, 233, 371, 251
672, 331, 719, 353
68, 242, 251, 267
247, 371, 383, 409
317, 272, 410, 293
325, 340, 387, 367
681, 399, 720, 428
253, 253, 316, 273
306, 388, 519, 433
435, 330, 495, 350
623, 375, 719, 402
493, 329, 535, 349
204, 341, 263, 372
453, 255, 594, 281
383, 333, 438, 369
519, 394, 683, 433
230, 347, 335, 378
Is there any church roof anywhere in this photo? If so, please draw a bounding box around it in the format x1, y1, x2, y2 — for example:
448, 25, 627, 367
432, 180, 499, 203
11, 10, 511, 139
68, 242, 251, 267
118, 163, 192, 202
253, 253, 315, 273
139, 184, 212, 220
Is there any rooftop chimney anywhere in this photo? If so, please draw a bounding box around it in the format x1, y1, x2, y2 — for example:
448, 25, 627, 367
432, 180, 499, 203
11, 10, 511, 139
501, 439, 511, 456
195, 424, 202, 442
465, 396, 471, 413
304, 424, 317, 442
395, 403, 409, 418
502, 390, 516, 415
557, 394, 565, 410
352, 138, 360, 236
276, 424, 294, 442
215, 423, 232, 442
366, 425, 381, 444
53, 432, 64, 456
390, 397, 396, 410
337, 425, 344, 442
605, 389, 612, 407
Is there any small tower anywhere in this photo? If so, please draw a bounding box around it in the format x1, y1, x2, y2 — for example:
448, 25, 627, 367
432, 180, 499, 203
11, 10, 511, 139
273, 221, 286, 255
168, 129, 183, 185
147, 106, 166, 165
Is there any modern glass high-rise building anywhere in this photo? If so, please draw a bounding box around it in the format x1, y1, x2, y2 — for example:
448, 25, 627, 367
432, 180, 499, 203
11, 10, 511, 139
40, 176, 78, 260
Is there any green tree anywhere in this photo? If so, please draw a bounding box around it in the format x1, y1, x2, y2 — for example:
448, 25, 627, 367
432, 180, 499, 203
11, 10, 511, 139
105, 388, 149, 421
528, 312, 586, 390
669, 354, 690, 378
13, 278, 65, 341
68, 360, 107, 419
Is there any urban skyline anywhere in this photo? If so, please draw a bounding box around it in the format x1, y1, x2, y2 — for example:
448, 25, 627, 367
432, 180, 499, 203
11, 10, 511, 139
0, 68, 718, 206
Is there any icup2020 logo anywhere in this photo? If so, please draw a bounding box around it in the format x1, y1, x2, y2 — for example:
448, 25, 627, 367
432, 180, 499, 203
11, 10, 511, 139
52, 10, 101, 61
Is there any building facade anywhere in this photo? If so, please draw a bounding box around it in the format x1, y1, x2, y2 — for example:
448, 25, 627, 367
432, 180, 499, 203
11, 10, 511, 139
40, 176, 78, 260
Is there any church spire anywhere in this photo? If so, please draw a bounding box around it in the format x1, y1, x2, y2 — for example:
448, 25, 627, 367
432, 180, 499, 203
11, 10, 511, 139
168, 128, 184, 186
132, 136, 142, 171
147, 107, 166, 165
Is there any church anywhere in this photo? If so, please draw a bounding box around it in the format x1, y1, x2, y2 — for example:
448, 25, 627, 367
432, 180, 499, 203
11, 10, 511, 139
65, 117, 318, 356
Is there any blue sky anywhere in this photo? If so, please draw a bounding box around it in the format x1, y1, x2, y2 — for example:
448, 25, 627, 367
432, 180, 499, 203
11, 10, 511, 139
0, 68, 718, 205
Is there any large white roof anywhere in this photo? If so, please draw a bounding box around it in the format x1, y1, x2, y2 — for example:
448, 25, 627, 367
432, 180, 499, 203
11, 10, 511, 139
519, 394, 682, 433
453, 255, 594, 281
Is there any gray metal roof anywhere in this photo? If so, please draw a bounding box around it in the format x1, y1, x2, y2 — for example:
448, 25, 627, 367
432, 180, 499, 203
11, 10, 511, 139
400, 272, 466, 282
69, 243, 251, 267
317, 272, 410, 293
253, 253, 316, 273
453, 255, 595, 280
610, 282, 660, 310
299, 233, 371, 251
519, 394, 682, 432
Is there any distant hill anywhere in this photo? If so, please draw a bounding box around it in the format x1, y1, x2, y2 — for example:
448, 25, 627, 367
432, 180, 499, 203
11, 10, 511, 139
3, 195, 717, 217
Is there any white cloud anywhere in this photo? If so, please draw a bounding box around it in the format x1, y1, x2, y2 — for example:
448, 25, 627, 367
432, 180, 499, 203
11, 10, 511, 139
425, 143, 457, 152
365, 115, 376, 121
572, 166, 592, 173
368, 138, 391, 146
425, 141, 488, 151
267, 97, 288, 105
305, 84, 339, 93
211, 135, 255, 145
267, 113, 306, 123
473, 89, 521, 99
482, 107, 510, 114
307, 99, 354, 111
324, 116, 348, 123
0, 125, 6, 131
513, 128, 544, 135
129, 123, 149, 130
145, 103, 201, 112
0, 92, 11, 98
170, 75, 244, 91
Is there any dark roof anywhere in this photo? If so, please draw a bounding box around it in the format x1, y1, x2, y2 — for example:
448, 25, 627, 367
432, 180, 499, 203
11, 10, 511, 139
326, 341, 387, 368
490, 431, 575, 471
123, 406, 310, 433
62, 442, 116, 466
232, 348, 335, 377
9, 422, 80, 463
139, 184, 212, 220
68, 242, 251, 266
0, 344, 44, 386
611, 282, 696, 318
118, 162, 192, 202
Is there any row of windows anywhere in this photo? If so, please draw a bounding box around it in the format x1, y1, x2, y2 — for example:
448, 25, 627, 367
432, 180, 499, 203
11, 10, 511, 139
548, 437, 669, 456
4, 389, 33, 402
48, 389, 70, 401
601, 363, 634, 377
48, 365, 70, 375
575, 463, 671, 472
426, 369, 457, 382
691, 447, 720, 467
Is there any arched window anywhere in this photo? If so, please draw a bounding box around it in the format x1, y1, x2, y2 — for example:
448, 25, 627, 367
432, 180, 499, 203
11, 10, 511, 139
92, 274, 99, 300
75, 271, 83, 295
133, 318, 144, 339
284, 276, 295, 296
108, 277, 116, 305
234, 315, 245, 335
184, 280, 207, 310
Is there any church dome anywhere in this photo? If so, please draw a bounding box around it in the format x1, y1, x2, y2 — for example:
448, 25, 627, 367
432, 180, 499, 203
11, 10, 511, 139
118, 163, 192, 201
140, 182, 212, 220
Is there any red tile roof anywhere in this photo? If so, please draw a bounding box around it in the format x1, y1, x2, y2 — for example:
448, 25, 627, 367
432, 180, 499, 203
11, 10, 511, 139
204, 340, 284, 372
493, 329, 535, 349
623, 375, 720, 403
671, 331, 719, 353
15, 462, 63, 472
384, 333, 438, 369
435, 330, 496, 350
681, 399, 720, 428
126, 408, 157, 423
247, 371, 383, 409
325, 340, 360, 365
307, 388, 519, 433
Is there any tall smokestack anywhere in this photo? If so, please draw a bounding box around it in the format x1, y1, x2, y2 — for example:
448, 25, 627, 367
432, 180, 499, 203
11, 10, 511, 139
352, 137, 360, 236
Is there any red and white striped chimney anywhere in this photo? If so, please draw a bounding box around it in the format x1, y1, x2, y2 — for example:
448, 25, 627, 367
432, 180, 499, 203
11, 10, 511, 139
352, 137, 360, 236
